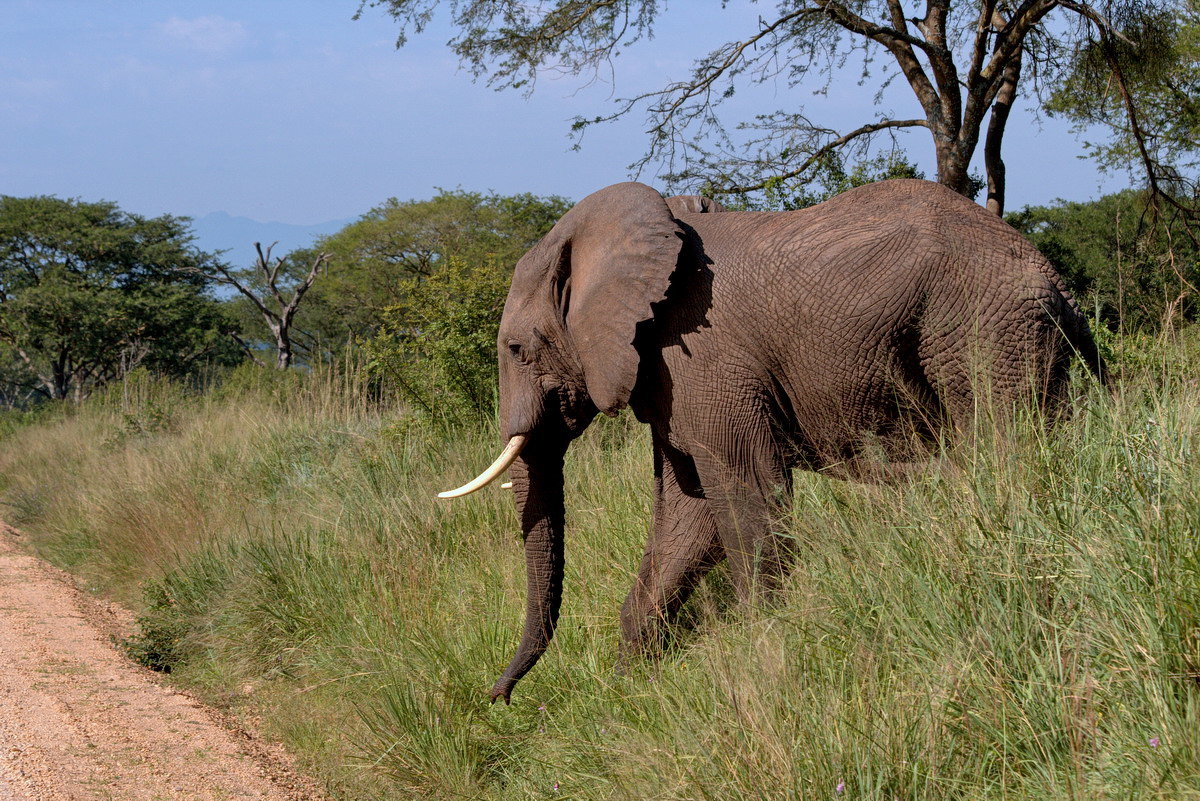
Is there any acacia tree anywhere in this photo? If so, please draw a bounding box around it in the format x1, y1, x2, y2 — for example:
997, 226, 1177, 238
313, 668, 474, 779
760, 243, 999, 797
0, 196, 239, 402
1048, 2, 1200, 206
358, 0, 1165, 215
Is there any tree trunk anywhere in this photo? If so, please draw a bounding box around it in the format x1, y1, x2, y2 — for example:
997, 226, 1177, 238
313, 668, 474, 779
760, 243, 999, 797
276, 335, 292, 370
270, 321, 292, 370
933, 130, 974, 198
985, 49, 1023, 216
53, 354, 69, 401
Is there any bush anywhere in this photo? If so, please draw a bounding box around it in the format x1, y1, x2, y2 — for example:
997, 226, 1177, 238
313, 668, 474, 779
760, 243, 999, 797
364, 257, 510, 426
1009, 190, 1200, 331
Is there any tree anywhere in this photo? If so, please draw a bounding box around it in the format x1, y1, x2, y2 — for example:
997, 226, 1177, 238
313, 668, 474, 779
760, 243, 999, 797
358, 0, 1164, 215
198, 243, 330, 370
263, 189, 572, 357
1046, 1, 1200, 203
364, 257, 512, 423
0, 196, 241, 402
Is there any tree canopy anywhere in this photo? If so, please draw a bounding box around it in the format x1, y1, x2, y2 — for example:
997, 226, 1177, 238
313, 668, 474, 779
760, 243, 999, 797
1009, 189, 1200, 330
246, 189, 572, 358
359, 0, 1197, 215
1047, 0, 1200, 198
0, 196, 240, 402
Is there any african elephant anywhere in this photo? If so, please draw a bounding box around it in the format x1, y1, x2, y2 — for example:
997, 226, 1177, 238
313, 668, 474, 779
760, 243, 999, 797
440, 179, 1102, 703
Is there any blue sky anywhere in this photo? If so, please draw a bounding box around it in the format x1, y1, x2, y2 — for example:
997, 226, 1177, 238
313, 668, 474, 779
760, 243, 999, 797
4, 1, 1125, 233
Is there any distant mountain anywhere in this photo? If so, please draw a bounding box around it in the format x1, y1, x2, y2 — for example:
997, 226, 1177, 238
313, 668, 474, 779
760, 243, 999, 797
190, 211, 356, 266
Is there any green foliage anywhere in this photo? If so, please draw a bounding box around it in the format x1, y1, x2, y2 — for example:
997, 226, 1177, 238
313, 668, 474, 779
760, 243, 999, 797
1008, 189, 1200, 330
0, 195, 241, 402
272, 189, 571, 422
0, 403, 62, 443
364, 257, 510, 424
124, 578, 191, 673
261, 190, 570, 358
4, 334, 1200, 799
1045, 1, 1200, 181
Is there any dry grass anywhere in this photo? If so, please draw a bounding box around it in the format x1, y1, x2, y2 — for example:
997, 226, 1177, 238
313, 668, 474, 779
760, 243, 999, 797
1, 336, 1199, 800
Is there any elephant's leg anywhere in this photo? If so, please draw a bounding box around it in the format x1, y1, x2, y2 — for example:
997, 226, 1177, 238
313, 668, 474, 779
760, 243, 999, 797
689, 415, 794, 604
618, 436, 722, 662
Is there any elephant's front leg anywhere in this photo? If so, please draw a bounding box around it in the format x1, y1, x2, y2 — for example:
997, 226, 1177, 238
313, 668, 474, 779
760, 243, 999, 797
618, 436, 722, 663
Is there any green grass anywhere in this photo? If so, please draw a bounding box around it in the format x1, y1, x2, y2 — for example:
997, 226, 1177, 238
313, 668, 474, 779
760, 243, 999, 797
1, 342, 1199, 799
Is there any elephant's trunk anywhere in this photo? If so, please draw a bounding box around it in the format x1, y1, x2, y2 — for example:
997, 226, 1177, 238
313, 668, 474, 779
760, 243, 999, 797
489, 443, 566, 703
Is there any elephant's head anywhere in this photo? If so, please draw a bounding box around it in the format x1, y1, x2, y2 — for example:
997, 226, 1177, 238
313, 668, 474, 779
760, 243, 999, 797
439, 182, 690, 701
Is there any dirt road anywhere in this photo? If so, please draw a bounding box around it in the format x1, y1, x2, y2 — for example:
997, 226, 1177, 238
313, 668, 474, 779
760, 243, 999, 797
0, 523, 325, 801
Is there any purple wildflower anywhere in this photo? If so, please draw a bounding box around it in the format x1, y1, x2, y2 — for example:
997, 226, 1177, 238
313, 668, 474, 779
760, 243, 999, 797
1150, 737, 1160, 748
836, 780, 846, 795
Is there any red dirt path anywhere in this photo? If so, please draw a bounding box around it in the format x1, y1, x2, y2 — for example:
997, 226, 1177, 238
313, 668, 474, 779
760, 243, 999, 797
0, 522, 327, 801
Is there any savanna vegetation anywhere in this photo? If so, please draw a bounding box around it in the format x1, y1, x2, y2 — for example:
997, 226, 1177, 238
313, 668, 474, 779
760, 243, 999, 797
1, 331, 1198, 799
3, 6, 1200, 790
0, 196, 241, 404
1, 182, 1199, 801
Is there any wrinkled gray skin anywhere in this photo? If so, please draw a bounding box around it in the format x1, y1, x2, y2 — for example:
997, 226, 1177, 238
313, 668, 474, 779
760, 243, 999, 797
489, 179, 1101, 702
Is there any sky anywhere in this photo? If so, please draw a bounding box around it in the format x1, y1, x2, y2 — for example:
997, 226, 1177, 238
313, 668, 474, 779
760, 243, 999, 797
3, 1, 1128, 238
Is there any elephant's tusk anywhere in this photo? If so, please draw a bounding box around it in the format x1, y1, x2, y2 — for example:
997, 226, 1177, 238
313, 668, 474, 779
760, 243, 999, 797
500, 481, 513, 490
437, 436, 527, 499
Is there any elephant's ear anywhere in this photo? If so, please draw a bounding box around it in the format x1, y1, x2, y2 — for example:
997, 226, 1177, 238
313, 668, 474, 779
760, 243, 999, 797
559, 182, 684, 415
664, 194, 727, 216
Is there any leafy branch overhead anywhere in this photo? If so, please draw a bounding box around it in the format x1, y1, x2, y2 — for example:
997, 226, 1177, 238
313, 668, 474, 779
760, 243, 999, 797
360, 0, 1198, 215
1048, 2, 1200, 217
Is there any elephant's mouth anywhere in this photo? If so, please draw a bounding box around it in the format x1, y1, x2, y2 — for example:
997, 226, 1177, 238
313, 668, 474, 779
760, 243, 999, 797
437, 435, 527, 499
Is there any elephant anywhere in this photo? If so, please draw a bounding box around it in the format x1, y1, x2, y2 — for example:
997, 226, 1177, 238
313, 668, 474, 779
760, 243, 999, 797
439, 179, 1102, 703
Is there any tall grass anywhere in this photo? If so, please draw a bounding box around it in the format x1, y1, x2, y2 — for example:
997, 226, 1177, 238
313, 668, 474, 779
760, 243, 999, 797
1, 339, 1198, 799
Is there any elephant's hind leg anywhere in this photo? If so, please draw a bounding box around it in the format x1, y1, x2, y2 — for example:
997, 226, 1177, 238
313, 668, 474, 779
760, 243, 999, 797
618, 436, 723, 663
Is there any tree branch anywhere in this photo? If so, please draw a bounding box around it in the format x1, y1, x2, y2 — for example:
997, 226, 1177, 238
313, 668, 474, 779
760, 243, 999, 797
228, 330, 267, 367
814, 0, 943, 123
717, 118, 930, 194
984, 37, 1023, 215
1096, 26, 1200, 230
279, 252, 331, 329
582, 9, 814, 133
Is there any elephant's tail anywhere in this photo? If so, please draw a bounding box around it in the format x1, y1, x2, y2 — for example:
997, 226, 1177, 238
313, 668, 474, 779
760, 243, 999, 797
1054, 283, 1108, 388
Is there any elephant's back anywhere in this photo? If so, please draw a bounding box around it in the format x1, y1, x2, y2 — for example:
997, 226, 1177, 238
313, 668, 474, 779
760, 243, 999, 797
667, 179, 1095, 450
677, 179, 1066, 314
674, 181, 969, 343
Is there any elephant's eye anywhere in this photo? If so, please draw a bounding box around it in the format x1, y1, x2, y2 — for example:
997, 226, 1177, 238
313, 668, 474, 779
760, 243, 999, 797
507, 341, 526, 363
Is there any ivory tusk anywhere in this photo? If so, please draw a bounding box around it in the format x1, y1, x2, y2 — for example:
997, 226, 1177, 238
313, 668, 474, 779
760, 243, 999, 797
437, 436, 527, 499
500, 482, 513, 490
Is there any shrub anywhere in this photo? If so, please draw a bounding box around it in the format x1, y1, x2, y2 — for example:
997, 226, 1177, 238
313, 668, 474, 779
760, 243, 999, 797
364, 257, 509, 426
